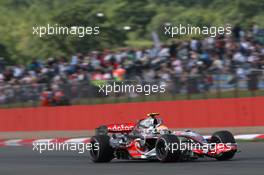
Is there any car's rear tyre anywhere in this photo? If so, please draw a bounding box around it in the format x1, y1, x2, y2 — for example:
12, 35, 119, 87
95, 125, 108, 136
90, 135, 114, 162
155, 134, 181, 162
211, 130, 236, 161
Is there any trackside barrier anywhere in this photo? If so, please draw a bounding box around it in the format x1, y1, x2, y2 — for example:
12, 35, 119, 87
0, 97, 263, 131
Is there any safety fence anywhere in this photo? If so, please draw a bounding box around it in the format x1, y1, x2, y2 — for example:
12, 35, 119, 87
0, 71, 264, 108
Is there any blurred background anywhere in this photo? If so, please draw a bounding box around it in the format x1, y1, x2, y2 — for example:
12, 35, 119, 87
0, 0, 264, 108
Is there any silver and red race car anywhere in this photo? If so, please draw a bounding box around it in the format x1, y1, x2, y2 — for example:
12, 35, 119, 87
90, 113, 238, 162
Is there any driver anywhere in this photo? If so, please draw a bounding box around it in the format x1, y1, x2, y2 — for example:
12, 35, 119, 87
139, 113, 161, 129
132, 113, 167, 148
143, 113, 169, 133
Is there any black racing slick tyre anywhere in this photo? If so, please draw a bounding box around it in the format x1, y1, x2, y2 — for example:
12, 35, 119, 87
95, 125, 108, 136
89, 135, 114, 162
211, 130, 237, 161
155, 134, 181, 162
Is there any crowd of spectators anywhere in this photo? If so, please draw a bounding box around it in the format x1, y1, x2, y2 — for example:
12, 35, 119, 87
0, 26, 264, 105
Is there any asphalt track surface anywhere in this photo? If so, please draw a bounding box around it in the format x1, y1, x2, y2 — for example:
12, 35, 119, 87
0, 142, 264, 175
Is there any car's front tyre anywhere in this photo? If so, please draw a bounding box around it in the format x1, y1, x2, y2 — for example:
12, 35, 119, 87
211, 130, 237, 161
90, 135, 114, 162
155, 134, 181, 162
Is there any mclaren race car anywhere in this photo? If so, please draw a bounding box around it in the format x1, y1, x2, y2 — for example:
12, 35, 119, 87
90, 113, 238, 162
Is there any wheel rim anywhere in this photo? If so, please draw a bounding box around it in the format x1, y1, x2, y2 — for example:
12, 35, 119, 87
211, 135, 222, 143
90, 139, 100, 159
156, 138, 167, 159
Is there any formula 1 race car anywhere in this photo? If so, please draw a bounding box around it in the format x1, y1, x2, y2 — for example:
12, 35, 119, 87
89, 113, 238, 162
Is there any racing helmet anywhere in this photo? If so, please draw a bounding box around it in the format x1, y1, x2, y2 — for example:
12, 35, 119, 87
156, 124, 170, 134
156, 125, 169, 132
147, 113, 160, 118
138, 113, 163, 129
